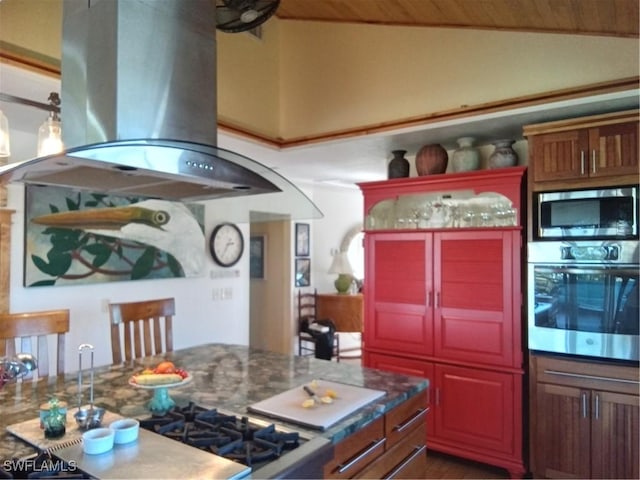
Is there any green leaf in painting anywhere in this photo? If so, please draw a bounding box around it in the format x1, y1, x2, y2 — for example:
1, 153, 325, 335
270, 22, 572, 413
84, 243, 112, 267
167, 254, 185, 277
131, 247, 157, 279
29, 279, 57, 287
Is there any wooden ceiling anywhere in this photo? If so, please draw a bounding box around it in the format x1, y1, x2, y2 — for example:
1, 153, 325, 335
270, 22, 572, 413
276, 0, 639, 38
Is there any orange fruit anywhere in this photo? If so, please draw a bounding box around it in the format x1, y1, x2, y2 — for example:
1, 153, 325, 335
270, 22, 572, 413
154, 361, 175, 374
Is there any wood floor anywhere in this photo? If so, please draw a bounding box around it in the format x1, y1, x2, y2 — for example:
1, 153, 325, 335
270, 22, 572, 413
425, 450, 511, 479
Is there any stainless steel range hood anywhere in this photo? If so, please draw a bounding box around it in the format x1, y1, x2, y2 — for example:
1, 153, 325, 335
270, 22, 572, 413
0, 0, 321, 219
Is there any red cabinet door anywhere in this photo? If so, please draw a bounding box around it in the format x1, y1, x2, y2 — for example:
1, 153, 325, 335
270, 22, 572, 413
433, 230, 519, 368
365, 233, 433, 356
433, 363, 516, 456
365, 352, 434, 438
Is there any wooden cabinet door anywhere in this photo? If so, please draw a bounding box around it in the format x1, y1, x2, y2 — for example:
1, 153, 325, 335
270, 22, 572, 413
590, 390, 640, 479
433, 231, 516, 367
433, 364, 515, 456
588, 121, 639, 178
365, 233, 433, 356
531, 129, 587, 182
533, 383, 591, 479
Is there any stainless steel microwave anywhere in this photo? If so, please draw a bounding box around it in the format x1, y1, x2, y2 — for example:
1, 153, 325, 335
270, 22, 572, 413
534, 186, 638, 240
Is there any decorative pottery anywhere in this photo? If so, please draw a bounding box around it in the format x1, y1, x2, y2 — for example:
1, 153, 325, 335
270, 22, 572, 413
488, 139, 518, 169
451, 137, 481, 172
387, 149, 410, 179
415, 144, 448, 175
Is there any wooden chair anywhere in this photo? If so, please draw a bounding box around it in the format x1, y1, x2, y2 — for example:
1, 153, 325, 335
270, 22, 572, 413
297, 289, 339, 361
109, 298, 175, 364
0, 309, 70, 378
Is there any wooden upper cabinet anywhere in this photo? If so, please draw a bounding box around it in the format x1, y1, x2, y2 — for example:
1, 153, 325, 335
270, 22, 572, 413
525, 109, 639, 190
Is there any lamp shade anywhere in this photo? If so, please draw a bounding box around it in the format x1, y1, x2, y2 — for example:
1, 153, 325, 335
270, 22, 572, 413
328, 252, 354, 276
0, 109, 10, 157
37, 115, 64, 157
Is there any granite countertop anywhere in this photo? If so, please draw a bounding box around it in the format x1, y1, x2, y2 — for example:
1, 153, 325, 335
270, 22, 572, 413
1, 343, 428, 461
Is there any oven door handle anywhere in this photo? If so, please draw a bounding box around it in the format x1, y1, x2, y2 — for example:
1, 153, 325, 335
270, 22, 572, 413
538, 267, 639, 276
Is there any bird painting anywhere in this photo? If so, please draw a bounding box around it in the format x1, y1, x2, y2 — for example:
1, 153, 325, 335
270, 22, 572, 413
25, 187, 205, 286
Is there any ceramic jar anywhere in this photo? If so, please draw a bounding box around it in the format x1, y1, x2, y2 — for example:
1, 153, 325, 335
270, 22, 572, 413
488, 139, 518, 168
415, 144, 448, 175
451, 137, 481, 172
387, 149, 410, 179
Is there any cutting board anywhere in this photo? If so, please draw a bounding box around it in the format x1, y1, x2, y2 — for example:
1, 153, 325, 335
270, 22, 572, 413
247, 380, 386, 431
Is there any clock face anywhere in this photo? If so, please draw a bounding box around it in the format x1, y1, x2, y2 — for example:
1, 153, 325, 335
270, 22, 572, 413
210, 223, 244, 267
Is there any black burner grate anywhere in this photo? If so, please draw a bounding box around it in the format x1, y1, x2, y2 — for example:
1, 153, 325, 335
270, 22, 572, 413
139, 402, 301, 469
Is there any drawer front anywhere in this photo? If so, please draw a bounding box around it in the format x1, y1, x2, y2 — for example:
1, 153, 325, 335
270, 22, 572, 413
355, 426, 427, 479
324, 416, 385, 479
535, 355, 639, 394
385, 390, 428, 449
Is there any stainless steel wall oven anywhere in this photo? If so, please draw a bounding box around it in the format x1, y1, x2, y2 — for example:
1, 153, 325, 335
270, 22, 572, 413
528, 241, 639, 362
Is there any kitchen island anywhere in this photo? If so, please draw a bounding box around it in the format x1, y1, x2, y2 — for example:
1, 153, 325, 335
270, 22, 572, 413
0, 343, 428, 478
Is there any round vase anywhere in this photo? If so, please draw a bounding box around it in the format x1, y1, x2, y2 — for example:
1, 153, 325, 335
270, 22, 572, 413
387, 149, 410, 179
488, 139, 518, 169
415, 144, 448, 175
451, 137, 480, 172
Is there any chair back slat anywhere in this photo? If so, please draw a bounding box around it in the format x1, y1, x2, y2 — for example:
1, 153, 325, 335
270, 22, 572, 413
0, 309, 70, 379
109, 298, 175, 364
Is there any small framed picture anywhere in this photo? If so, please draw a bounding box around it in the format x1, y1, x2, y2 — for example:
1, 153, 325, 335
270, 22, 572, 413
249, 235, 265, 279
295, 258, 311, 287
295, 223, 310, 257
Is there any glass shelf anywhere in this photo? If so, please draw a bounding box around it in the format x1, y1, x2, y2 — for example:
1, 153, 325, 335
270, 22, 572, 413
365, 189, 517, 230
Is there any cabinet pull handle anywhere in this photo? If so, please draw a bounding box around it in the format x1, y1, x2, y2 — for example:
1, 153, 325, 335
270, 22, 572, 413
581, 392, 588, 418
436, 388, 440, 407
594, 393, 600, 420
386, 444, 427, 479
337, 437, 386, 474
393, 407, 428, 433
543, 369, 640, 386
436, 292, 440, 308
580, 151, 585, 175
592, 150, 597, 174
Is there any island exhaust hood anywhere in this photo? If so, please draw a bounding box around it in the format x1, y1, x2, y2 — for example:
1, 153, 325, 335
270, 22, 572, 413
0, 0, 320, 218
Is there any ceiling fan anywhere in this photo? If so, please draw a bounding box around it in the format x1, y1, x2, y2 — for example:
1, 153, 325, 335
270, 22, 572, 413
216, 0, 280, 33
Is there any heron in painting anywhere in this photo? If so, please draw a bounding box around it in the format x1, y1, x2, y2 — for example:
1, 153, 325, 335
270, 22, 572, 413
31, 199, 205, 277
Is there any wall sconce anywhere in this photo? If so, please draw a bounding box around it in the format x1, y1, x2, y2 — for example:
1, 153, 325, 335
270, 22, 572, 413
328, 251, 354, 294
0, 91, 64, 159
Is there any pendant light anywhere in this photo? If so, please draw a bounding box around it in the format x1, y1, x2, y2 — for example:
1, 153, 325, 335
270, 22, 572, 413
37, 93, 64, 156
0, 109, 9, 158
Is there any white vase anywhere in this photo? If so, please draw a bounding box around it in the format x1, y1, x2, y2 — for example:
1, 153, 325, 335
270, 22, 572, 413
451, 137, 480, 172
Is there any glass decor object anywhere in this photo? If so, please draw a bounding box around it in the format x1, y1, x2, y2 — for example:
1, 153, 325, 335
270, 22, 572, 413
43, 398, 66, 439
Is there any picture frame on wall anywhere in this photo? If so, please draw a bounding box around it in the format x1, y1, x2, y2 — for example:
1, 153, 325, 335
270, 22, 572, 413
295, 222, 310, 257
295, 258, 311, 287
249, 235, 265, 279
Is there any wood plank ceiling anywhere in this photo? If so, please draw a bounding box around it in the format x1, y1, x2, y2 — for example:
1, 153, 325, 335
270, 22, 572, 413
277, 0, 639, 38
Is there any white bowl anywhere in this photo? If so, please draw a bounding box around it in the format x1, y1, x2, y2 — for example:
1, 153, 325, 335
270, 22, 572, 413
109, 418, 140, 444
82, 427, 115, 455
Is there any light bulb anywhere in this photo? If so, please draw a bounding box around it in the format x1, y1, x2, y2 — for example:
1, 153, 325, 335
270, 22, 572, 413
37, 116, 64, 156
0, 109, 10, 158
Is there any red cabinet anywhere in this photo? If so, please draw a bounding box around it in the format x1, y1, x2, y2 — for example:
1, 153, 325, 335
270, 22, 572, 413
360, 167, 526, 477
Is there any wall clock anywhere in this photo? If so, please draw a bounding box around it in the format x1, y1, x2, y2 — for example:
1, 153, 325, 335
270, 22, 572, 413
209, 223, 244, 267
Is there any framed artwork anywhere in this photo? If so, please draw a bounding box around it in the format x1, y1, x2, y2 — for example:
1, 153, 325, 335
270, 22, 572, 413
295, 258, 311, 287
24, 185, 205, 287
295, 223, 310, 256
249, 235, 265, 279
